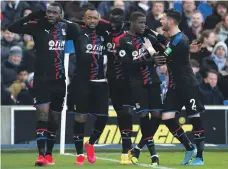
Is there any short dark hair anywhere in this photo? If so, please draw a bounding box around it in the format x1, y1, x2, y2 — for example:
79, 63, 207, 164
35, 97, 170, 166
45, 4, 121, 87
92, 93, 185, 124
152, 1, 165, 7
190, 59, 200, 68
84, 6, 97, 12
216, 1, 228, 10
206, 69, 218, 77
17, 67, 28, 74
110, 8, 125, 17
83, 5, 97, 16
130, 12, 145, 22
165, 8, 182, 24
49, 2, 63, 14
198, 29, 214, 43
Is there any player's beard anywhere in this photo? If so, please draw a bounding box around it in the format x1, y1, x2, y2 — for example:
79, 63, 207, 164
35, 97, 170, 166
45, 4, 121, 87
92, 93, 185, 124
162, 22, 169, 32
87, 23, 97, 30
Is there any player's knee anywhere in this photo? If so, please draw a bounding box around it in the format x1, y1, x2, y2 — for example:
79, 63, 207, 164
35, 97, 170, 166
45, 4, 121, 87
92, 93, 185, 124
75, 114, 88, 122
138, 111, 149, 118
162, 112, 176, 120
36, 110, 49, 122
150, 111, 161, 118
49, 109, 60, 123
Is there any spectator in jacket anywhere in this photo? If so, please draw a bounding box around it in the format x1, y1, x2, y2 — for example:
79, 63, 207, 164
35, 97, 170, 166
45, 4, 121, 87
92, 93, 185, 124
16, 72, 34, 105
1, 79, 15, 105
146, 1, 164, 30
179, 0, 196, 31
191, 30, 216, 65
199, 70, 224, 105
218, 58, 228, 100
184, 10, 204, 43
204, 1, 228, 29
1, 26, 22, 62
215, 13, 228, 42
211, 41, 227, 71
97, 0, 130, 20
190, 59, 203, 83
1, 0, 29, 25
9, 67, 28, 99
1, 46, 23, 88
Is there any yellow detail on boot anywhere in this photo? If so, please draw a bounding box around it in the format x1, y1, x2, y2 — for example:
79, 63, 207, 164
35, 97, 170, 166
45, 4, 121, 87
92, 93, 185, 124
120, 154, 132, 165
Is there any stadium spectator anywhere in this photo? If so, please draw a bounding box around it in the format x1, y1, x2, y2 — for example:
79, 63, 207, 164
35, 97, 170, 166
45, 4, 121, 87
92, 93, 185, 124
173, 0, 212, 20
64, 1, 94, 20
16, 73, 34, 105
211, 41, 227, 71
9, 67, 28, 99
184, 10, 204, 43
97, 0, 130, 20
25, 1, 52, 11
1, 0, 29, 25
215, 14, 228, 42
218, 58, 228, 100
199, 70, 224, 105
1, 77, 15, 105
179, 0, 196, 31
146, 1, 165, 30
1, 46, 23, 88
127, 0, 151, 19
190, 59, 203, 83
1, 26, 22, 62
204, 1, 228, 30
190, 30, 216, 65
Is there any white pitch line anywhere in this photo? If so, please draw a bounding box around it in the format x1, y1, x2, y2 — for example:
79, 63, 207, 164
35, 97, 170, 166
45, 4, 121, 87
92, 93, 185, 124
64, 153, 175, 169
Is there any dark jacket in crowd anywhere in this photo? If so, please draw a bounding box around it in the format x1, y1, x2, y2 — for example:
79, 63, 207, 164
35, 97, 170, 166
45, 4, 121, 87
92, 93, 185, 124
199, 81, 224, 105
16, 86, 33, 105
1, 60, 19, 87
1, 38, 23, 62
218, 71, 228, 100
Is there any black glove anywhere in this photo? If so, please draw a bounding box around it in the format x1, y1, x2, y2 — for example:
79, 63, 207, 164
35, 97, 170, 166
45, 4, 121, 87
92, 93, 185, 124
28, 10, 46, 20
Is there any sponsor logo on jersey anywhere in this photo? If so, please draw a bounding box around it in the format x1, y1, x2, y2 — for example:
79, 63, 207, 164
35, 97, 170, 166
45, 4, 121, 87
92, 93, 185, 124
48, 40, 65, 50
86, 44, 103, 55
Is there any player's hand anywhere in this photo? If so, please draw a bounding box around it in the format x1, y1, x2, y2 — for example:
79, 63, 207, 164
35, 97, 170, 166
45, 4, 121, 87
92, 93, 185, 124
150, 29, 159, 36
190, 40, 202, 53
154, 55, 166, 66
28, 10, 46, 20
143, 37, 153, 49
143, 38, 156, 56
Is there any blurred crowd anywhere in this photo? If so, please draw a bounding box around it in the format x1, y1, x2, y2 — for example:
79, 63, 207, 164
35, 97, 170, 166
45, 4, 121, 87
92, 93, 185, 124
1, 0, 228, 106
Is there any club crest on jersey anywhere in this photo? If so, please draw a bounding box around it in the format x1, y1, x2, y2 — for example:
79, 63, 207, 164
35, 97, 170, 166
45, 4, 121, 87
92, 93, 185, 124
107, 42, 113, 49
62, 29, 66, 35
86, 44, 93, 50
119, 50, 126, 57
132, 51, 138, 57
48, 40, 65, 50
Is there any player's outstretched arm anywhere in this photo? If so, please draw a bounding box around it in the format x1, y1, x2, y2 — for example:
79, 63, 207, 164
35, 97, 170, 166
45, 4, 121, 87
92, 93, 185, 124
8, 10, 45, 35
60, 19, 81, 40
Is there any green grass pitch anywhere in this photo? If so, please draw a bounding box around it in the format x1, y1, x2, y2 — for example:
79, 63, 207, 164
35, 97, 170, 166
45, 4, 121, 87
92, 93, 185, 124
2, 149, 228, 169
